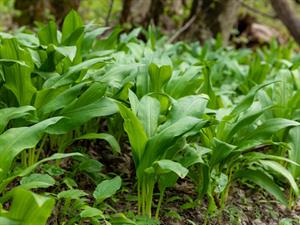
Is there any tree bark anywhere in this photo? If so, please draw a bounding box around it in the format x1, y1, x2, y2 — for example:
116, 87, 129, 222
49, 0, 81, 26
13, 0, 48, 26
270, 0, 300, 45
144, 0, 164, 26
120, 0, 133, 24
13, 0, 80, 27
184, 0, 241, 44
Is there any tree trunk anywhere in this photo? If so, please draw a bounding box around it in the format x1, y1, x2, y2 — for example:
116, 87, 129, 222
13, 0, 80, 27
49, 0, 81, 26
13, 0, 48, 26
270, 0, 300, 46
120, 0, 133, 24
144, 0, 164, 26
184, 0, 241, 44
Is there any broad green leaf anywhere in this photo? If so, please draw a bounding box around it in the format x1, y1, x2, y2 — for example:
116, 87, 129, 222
259, 160, 299, 195
0, 106, 35, 133
0, 217, 18, 225
214, 173, 228, 193
80, 206, 104, 218
154, 160, 188, 178
248, 118, 300, 139
58, 189, 88, 200
163, 95, 208, 127
20, 174, 55, 190
48, 97, 117, 134
210, 138, 236, 167
62, 10, 84, 43
140, 116, 203, 171
230, 82, 274, 116
0, 153, 83, 193
93, 176, 122, 203
138, 96, 160, 137
0, 188, 55, 225
148, 64, 172, 92
0, 59, 29, 67
118, 103, 148, 165
109, 213, 136, 225
38, 82, 86, 115
79, 158, 103, 174
158, 173, 178, 191
98, 63, 138, 89
0, 117, 62, 180
46, 58, 108, 88
53, 45, 77, 61
65, 82, 106, 110
242, 152, 300, 166
289, 127, 300, 178
37, 21, 58, 46
75, 133, 120, 154
62, 27, 84, 46
226, 106, 270, 140
82, 27, 109, 53
180, 145, 211, 167
165, 66, 202, 99
0, 38, 36, 105
235, 169, 288, 206
128, 89, 140, 115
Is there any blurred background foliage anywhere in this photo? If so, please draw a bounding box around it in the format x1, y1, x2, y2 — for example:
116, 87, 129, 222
0, 0, 300, 46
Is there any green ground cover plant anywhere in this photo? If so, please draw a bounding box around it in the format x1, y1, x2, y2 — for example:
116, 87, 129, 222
0, 11, 300, 225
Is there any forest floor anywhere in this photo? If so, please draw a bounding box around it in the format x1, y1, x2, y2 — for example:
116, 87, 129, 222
83, 141, 300, 225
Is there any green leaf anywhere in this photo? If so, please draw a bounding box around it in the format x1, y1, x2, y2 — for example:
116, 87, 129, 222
62, 10, 83, 44
0, 217, 18, 225
210, 138, 236, 167
164, 95, 208, 127
141, 117, 204, 172
148, 64, 172, 92
80, 206, 104, 218
0, 38, 36, 105
58, 189, 88, 200
0, 153, 82, 193
0, 117, 63, 180
75, 133, 120, 154
138, 96, 160, 137
0, 188, 55, 225
165, 66, 202, 99
128, 89, 140, 115
37, 21, 58, 46
180, 145, 211, 167
48, 58, 108, 88
20, 174, 55, 190
226, 106, 270, 140
93, 176, 122, 203
259, 160, 299, 195
0, 59, 29, 67
38, 82, 86, 115
154, 160, 188, 178
79, 158, 103, 174
230, 82, 274, 116
0, 106, 35, 133
248, 118, 300, 139
289, 127, 300, 179
117, 103, 148, 166
48, 97, 117, 134
54, 45, 77, 61
235, 169, 288, 206
214, 173, 228, 193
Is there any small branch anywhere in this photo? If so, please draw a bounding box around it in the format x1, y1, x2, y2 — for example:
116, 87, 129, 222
240, 1, 277, 19
168, 15, 197, 43
105, 0, 114, 26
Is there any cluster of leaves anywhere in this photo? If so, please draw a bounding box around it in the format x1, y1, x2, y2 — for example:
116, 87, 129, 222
0, 11, 300, 225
